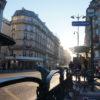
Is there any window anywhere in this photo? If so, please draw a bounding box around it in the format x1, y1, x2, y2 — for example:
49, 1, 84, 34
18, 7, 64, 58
24, 33, 27, 39
33, 27, 36, 32
23, 25, 27, 31
27, 26, 30, 31
11, 33, 14, 38
23, 50, 26, 56
11, 25, 16, 31
95, 50, 99, 57
13, 17, 18, 20
96, 29, 99, 36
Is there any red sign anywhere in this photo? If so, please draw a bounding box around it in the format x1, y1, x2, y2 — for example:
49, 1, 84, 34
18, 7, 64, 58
87, 9, 94, 13
26, 45, 32, 48
87, 7, 95, 17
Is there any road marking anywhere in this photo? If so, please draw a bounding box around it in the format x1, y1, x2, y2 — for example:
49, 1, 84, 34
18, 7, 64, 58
3, 88, 21, 100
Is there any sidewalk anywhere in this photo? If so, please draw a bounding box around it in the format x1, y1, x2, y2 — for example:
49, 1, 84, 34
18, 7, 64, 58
72, 78, 100, 100
74, 92, 100, 100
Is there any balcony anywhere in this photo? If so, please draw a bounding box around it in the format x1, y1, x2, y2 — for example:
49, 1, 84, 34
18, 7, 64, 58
12, 19, 40, 28
10, 45, 25, 50
12, 20, 34, 25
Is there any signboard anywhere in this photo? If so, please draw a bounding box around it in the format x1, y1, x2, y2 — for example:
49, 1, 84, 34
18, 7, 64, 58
72, 21, 90, 26
87, 7, 95, 17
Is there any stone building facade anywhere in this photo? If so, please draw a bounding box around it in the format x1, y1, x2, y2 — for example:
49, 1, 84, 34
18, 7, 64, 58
2, 18, 11, 35
85, 0, 100, 67
59, 46, 65, 65
1, 18, 11, 57
6, 8, 60, 70
0, 0, 16, 71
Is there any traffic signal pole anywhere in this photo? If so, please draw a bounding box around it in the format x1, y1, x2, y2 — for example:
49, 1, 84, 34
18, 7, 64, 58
77, 15, 79, 46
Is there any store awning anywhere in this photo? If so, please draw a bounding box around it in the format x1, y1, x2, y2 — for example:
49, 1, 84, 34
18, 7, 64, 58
0, 33, 15, 46
5, 56, 43, 61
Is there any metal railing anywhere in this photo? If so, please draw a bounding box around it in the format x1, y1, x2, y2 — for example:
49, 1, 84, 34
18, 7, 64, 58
0, 66, 73, 100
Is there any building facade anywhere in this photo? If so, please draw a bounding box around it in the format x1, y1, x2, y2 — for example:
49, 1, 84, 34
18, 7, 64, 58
0, 0, 16, 71
0, 0, 6, 31
1, 18, 11, 59
59, 46, 65, 65
2, 18, 11, 35
6, 8, 60, 70
85, 0, 100, 67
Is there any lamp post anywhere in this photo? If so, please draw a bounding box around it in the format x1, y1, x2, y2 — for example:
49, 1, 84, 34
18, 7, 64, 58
71, 14, 86, 46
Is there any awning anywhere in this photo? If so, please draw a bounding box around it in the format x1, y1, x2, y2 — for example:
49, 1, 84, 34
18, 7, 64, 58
0, 33, 15, 46
5, 56, 43, 61
70, 46, 90, 53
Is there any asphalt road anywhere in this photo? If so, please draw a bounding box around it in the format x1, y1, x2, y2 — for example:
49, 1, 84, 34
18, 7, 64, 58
0, 71, 60, 100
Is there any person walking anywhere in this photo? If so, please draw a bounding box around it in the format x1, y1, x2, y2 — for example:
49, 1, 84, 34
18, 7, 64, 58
69, 61, 74, 74
73, 59, 81, 82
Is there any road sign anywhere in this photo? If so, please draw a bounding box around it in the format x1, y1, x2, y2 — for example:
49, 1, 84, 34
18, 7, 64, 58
72, 21, 90, 26
87, 7, 95, 17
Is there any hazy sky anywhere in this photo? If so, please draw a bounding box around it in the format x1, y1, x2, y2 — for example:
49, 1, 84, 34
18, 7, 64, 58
4, 0, 91, 49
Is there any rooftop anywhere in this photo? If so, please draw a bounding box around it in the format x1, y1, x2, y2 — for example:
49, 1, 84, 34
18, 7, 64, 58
13, 8, 37, 18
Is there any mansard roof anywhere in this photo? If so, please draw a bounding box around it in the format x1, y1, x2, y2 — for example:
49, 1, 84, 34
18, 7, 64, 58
13, 8, 37, 18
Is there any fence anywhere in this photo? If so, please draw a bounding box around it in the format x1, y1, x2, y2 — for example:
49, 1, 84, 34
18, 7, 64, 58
0, 66, 73, 100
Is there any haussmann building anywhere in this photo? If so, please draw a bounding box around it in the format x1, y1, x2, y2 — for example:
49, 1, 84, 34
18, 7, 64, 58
85, 0, 100, 68
5, 8, 60, 70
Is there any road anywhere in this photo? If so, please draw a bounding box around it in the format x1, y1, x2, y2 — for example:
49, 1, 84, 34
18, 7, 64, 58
0, 71, 60, 100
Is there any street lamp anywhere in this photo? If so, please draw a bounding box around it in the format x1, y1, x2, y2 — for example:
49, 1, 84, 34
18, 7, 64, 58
71, 15, 86, 46
73, 31, 79, 46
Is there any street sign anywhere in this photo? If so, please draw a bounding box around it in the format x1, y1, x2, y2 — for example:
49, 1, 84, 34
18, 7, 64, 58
72, 21, 90, 26
87, 7, 95, 17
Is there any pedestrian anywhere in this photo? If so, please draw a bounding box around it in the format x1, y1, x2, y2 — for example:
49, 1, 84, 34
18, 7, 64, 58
73, 59, 81, 82
83, 58, 88, 81
69, 61, 74, 74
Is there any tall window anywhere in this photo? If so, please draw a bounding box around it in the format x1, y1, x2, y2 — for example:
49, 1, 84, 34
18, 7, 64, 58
23, 50, 26, 56
24, 33, 27, 39
12, 33, 15, 39
96, 29, 99, 36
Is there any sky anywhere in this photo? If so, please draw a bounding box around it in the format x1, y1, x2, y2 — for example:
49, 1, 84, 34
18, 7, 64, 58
3, 0, 91, 50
